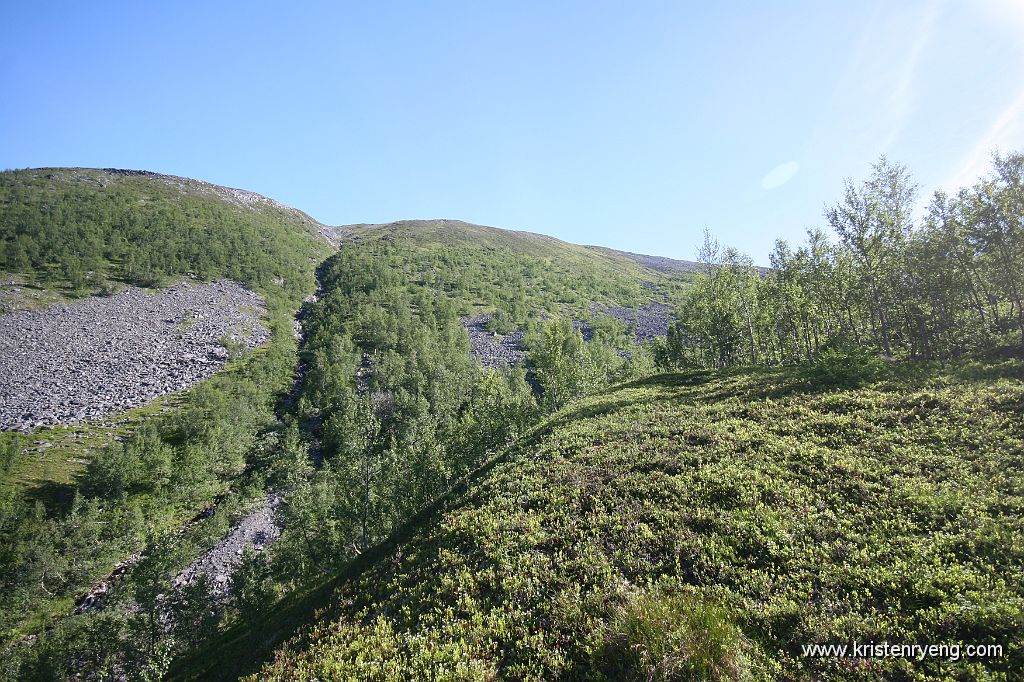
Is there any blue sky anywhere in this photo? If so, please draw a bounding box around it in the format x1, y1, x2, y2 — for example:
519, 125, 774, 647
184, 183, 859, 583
2, 1, 1023, 264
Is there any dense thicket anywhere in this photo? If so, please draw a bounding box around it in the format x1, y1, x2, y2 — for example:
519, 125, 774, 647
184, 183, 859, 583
272, 236, 656, 579
660, 152, 1024, 369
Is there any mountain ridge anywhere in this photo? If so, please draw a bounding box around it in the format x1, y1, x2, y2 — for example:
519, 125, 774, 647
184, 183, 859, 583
6, 167, 704, 274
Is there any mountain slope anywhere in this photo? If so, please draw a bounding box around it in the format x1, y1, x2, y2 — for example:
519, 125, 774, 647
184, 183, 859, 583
330, 218, 688, 315
178, 362, 1024, 681
0, 168, 334, 649
586, 244, 703, 274
0, 172, 696, 675
0, 167, 332, 312
4, 168, 1021, 680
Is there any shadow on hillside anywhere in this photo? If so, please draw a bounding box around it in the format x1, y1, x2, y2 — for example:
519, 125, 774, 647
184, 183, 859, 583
168, 435, 513, 681
946, 358, 1024, 382
533, 367, 835, 441
527, 371, 728, 439
24, 480, 76, 517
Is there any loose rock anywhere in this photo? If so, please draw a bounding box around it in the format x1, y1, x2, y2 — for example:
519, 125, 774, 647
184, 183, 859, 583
462, 313, 526, 369
173, 494, 282, 595
0, 279, 269, 432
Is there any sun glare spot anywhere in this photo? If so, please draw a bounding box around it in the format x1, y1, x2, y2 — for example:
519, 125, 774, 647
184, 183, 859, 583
761, 161, 800, 190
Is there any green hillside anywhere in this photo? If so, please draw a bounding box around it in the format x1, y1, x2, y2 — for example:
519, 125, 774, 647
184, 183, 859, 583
0, 169, 331, 651
334, 219, 681, 314
240, 360, 1023, 680
2, 179, 689, 678
0, 167, 331, 312
252, 221, 680, 600
4, 155, 1022, 680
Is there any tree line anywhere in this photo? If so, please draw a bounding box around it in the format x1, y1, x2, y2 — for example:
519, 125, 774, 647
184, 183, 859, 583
657, 152, 1024, 371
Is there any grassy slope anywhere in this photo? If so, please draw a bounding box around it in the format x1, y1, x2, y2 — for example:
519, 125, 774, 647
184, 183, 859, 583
337, 219, 683, 313
232, 361, 1024, 681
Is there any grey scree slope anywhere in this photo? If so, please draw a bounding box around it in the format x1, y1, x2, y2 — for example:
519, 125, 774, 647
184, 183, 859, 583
0, 280, 269, 432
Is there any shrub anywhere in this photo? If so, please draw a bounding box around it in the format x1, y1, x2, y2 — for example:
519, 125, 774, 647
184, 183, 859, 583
595, 582, 756, 682
809, 337, 884, 388
485, 310, 517, 335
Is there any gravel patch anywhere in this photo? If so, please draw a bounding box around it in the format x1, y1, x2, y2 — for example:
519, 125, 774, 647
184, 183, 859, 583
463, 313, 526, 369
173, 494, 281, 595
0, 279, 269, 432
590, 302, 674, 343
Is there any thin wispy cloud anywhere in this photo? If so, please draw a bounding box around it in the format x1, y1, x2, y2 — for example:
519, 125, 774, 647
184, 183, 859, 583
945, 88, 1024, 190
761, 161, 800, 190
806, 1, 941, 162
940, 0, 1024, 190
879, 0, 941, 152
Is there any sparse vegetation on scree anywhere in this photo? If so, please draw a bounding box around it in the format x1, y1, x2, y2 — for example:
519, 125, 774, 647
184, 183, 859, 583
1, 151, 1022, 681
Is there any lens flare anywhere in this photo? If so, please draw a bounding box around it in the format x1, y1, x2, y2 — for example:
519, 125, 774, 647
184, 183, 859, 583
762, 161, 800, 190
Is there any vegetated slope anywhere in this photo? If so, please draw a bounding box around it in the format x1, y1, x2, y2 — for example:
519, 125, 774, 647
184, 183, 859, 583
0, 167, 331, 312
0, 168, 332, 649
332, 219, 685, 313
250, 361, 1023, 681
259, 228, 676, 592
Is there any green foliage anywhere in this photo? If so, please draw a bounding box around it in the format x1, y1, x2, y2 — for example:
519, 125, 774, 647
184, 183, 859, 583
127, 533, 180, 671
8, 158, 1021, 680
172, 574, 221, 651
663, 151, 1024, 369
248, 361, 1023, 681
232, 547, 277, 628
595, 582, 755, 682
2, 610, 131, 681
343, 219, 654, 315
460, 368, 539, 455
278, 239, 531, 577
273, 225, 669, 584
808, 337, 885, 388
668, 232, 761, 368
0, 168, 329, 309
484, 310, 516, 335
219, 334, 244, 361
526, 316, 647, 411
527, 318, 601, 410
80, 422, 173, 498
